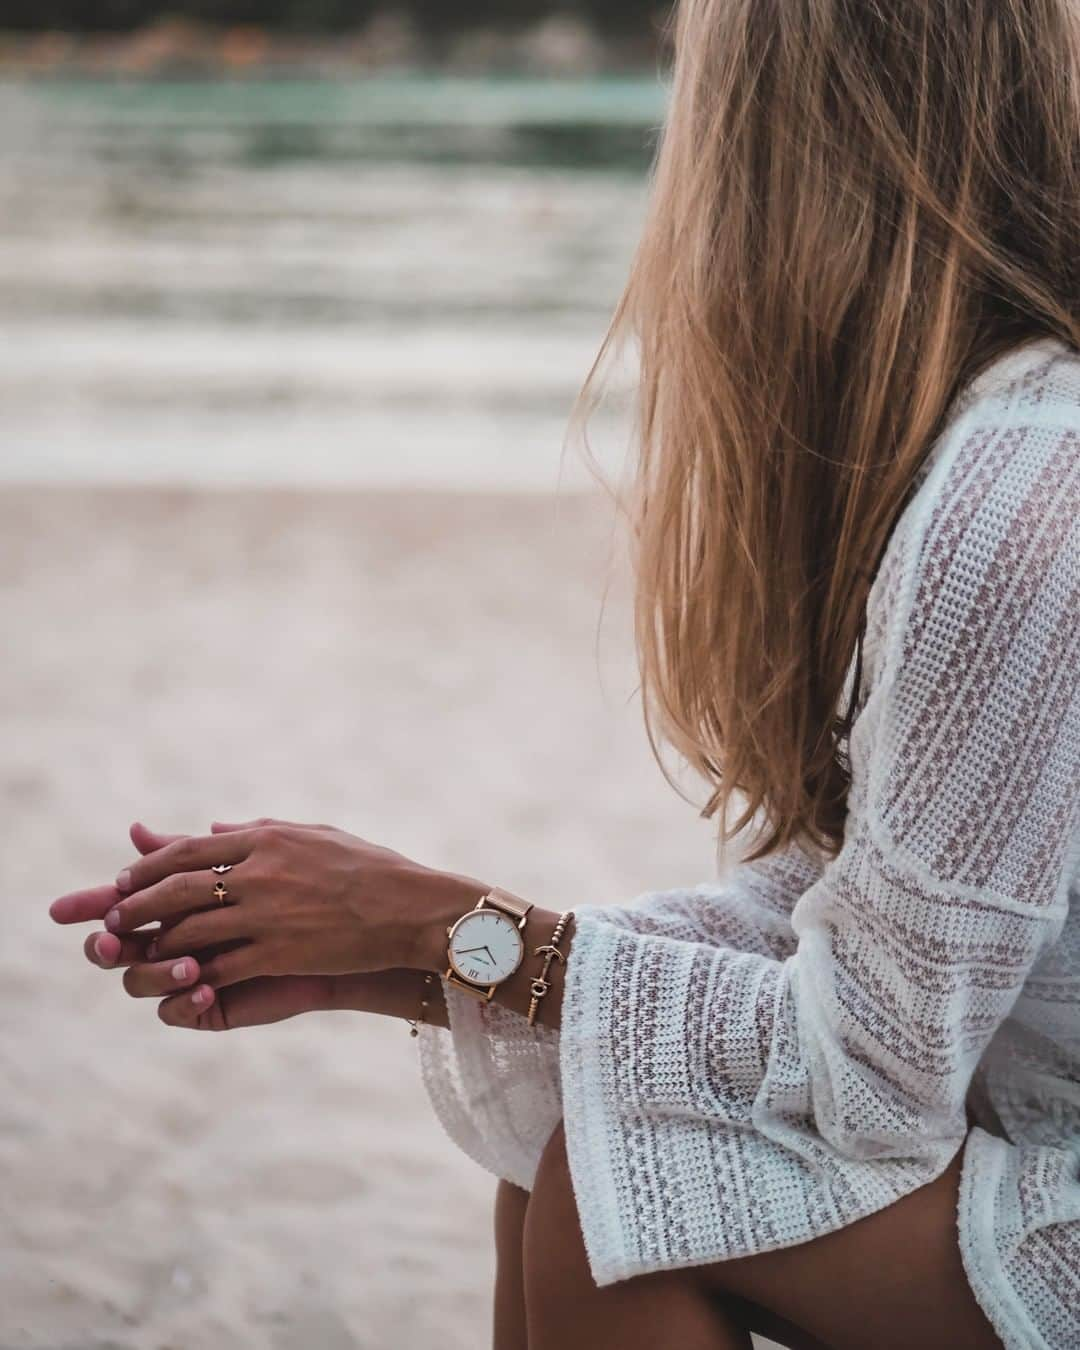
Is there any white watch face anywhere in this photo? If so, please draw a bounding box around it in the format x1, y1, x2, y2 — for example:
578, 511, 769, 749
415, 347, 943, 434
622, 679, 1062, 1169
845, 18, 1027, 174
447, 909, 524, 986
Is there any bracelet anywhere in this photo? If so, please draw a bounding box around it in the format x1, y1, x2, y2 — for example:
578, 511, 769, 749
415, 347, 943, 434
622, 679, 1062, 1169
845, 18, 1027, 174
527, 910, 574, 1026
407, 972, 436, 1038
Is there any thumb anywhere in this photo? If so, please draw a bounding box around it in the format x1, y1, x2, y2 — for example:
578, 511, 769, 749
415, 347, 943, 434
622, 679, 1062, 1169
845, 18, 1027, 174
211, 818, 330, 833
129, 821, 186, 855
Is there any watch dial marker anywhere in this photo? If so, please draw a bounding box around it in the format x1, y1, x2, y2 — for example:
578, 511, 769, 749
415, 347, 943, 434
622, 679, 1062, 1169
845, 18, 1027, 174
448, 911, 523, 985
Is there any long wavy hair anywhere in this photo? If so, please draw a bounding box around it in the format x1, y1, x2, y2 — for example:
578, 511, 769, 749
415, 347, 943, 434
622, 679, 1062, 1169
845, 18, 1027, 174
581, 0, 1080, 864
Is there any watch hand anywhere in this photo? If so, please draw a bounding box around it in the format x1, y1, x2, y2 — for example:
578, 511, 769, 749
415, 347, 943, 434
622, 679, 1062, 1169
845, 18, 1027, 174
457, 945, 493, 966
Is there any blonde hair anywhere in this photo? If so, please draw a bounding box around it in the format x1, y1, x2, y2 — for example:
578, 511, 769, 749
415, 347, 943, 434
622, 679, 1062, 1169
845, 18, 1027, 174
583, 0, 1080, 863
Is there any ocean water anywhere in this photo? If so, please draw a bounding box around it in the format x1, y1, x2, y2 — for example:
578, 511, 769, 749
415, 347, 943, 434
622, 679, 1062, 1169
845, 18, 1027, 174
0, 76, 662, 490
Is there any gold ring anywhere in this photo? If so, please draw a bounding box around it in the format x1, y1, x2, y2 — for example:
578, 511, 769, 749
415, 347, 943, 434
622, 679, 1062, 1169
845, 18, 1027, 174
212, 880, 229, 906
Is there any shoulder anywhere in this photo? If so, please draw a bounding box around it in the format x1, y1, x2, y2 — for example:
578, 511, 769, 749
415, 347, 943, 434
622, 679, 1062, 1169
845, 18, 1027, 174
859, 339, 1080, 898
861, 339, 1080, 690
869, 337, 1080, 666
904, 348, 1080, 667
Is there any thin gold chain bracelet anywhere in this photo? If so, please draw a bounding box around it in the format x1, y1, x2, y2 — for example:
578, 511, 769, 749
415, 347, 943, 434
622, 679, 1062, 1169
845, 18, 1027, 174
527, 910, 574, 1026
408, 972, 436, 1038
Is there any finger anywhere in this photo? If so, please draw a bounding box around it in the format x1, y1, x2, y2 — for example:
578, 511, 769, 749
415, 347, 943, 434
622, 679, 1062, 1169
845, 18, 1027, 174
105, 868, 244, 934
123, 956, 201, 999
130, 822, 186, 855
158, 984, 221, 1030
151, 909, 251, 961
50, 883, 125, 926
85, 930, 121, 967
115, 830, 259, 896
211, 818, 329, 833
50, 824, 192, 924
199, 944, 267, 991
84, 929, 157, 969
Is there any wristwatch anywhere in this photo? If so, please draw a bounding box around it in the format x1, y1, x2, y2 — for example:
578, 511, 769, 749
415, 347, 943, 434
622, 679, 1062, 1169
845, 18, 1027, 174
445, 885, 533, 1000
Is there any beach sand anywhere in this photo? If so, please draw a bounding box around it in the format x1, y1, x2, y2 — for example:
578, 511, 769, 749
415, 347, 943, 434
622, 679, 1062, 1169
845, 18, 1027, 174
0, 486, 783, 1350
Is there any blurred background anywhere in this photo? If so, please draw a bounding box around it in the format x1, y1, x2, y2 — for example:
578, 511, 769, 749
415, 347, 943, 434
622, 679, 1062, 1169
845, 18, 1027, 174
0, 6, 770, 1349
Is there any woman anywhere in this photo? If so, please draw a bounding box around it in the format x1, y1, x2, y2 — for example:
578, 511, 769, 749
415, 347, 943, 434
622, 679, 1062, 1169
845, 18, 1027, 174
50, 2, 1080, 1347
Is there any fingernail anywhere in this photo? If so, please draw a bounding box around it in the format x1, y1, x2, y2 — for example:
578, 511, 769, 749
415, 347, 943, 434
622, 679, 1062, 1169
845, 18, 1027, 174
147, 939, 159, 961
191, 987, 210, 1007
172, 961, 190, 982
94, 935, 115, 966
115, 869, 132, 893
104, 908, 122, 932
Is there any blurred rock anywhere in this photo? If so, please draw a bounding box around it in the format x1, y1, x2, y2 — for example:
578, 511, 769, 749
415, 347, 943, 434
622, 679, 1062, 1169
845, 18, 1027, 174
220, 25, 271, 73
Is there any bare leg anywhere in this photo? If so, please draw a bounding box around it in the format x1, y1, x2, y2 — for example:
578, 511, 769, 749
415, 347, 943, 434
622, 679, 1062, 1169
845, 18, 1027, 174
522, 1123, 1002, 1350
701, 1147, 1001, 1350
494, 1180, 531, 1350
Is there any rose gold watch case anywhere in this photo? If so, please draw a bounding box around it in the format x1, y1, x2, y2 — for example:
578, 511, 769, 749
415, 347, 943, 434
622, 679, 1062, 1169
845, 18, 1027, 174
444, 886, 532, 1000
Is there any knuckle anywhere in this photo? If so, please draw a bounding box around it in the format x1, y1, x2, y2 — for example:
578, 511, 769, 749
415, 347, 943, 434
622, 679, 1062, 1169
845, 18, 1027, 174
153, 927, 178, 958
171, 838, 194, 867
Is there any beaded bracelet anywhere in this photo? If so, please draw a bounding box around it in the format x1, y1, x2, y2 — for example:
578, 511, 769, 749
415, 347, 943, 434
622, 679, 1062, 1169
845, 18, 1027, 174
407, 972, 436, 1038
527, 910, 574, 1026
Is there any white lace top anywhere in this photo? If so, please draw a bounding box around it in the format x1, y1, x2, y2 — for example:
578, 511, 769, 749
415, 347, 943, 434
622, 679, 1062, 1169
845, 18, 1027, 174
419, 336, 1080, 1350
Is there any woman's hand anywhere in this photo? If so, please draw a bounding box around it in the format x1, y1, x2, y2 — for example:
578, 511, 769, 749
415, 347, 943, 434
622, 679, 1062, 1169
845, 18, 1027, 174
51, 816, 486, 993
83, 926, 448, 1033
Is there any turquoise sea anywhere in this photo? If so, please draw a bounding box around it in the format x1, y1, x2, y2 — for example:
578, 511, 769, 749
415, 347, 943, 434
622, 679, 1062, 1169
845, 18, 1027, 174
0, 76, 663, 489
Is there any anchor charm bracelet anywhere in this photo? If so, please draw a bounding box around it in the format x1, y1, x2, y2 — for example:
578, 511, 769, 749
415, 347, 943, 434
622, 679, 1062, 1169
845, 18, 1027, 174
526, 909, 574, 1026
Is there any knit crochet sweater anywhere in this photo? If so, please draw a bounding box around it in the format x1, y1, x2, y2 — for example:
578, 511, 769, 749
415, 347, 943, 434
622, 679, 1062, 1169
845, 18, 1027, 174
419, 335, 1080, 1350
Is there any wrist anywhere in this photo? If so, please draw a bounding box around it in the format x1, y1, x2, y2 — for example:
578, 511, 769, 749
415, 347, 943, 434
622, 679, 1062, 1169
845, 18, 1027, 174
492, 906, 573, 1029
405, 868, 489, 972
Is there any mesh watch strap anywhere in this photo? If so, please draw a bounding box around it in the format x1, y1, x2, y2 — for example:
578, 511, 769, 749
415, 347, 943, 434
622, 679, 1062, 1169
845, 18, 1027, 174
478, 885, 533, 921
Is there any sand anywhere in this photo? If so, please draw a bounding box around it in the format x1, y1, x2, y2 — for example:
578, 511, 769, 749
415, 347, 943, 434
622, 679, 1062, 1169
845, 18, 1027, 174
0, 485, 780, 1350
